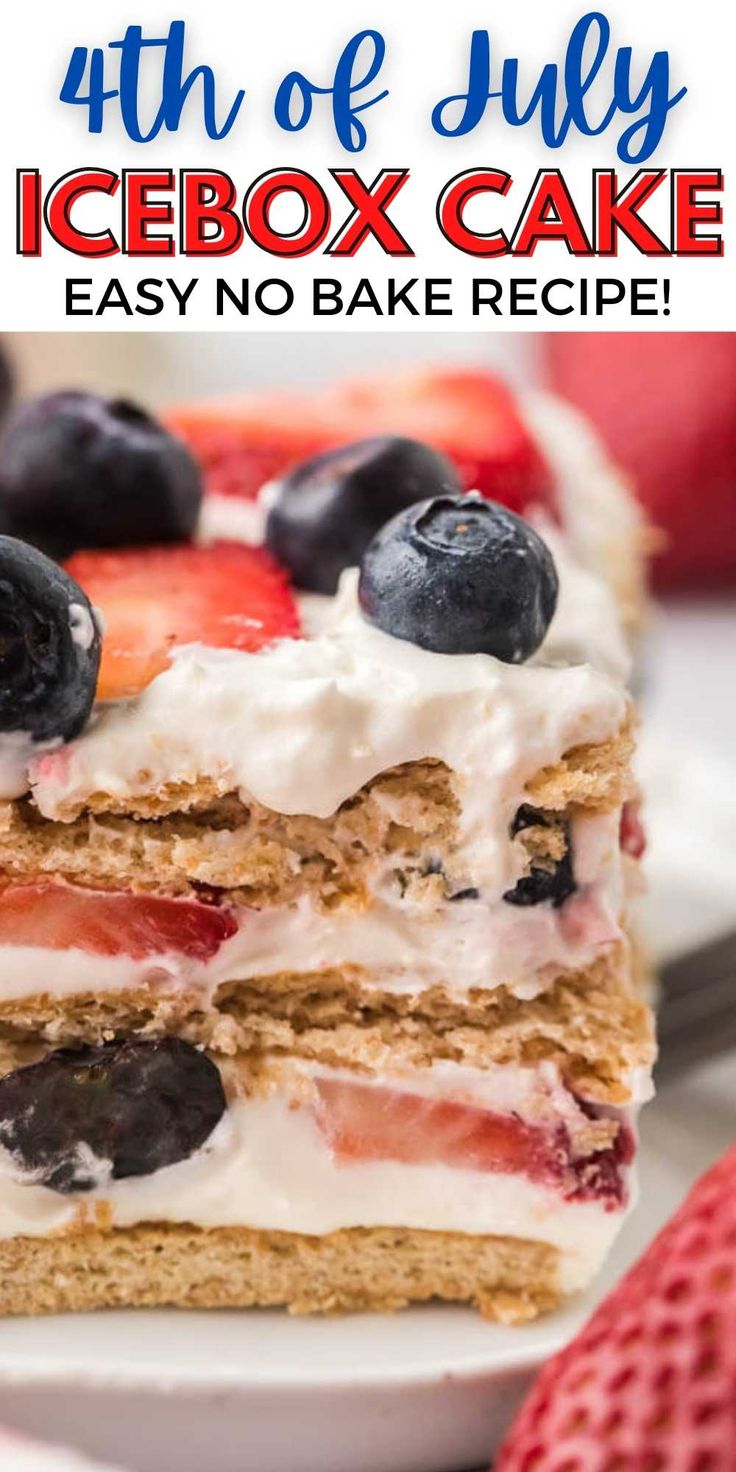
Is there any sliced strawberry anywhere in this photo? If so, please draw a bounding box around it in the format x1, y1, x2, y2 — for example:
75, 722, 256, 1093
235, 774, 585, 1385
167, 367, 556, 518
547, 333, 736, 588
167, 390, 339, 501
183, 434, 314, 502
0, 882, 237, 962
312, 1078, 628, 1205
64, 542, 300, 700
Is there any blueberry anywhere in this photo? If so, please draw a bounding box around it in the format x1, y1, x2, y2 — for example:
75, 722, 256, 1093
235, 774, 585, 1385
0, 536, 101, 743
503, 804, 576, 909
265, 437, 461, 594
0, 1038, 226, 1193
0, 391, 202, 559
358, 494, 558, 660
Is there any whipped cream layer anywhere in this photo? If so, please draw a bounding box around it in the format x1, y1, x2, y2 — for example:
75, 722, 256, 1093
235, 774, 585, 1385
0, 1059, 637, 1293
0, 809, 624, 1005
29, 542, 629, 905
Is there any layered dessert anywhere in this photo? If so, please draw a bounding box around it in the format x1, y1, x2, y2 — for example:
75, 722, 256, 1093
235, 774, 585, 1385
0, 379, 653, 1321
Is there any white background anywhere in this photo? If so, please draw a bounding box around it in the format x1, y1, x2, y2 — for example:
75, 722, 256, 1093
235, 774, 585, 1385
0, 0, 733, 330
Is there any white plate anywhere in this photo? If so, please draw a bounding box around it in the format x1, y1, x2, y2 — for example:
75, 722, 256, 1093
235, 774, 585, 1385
0, 721, 734, 1472
0, 1072, 731, 1472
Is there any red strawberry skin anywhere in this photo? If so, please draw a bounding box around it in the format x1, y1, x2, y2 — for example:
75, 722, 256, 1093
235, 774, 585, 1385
546, 334, 736, 589
167, 368, 556, 520
65, 542, 300, 700
495, 1144, 736, 1471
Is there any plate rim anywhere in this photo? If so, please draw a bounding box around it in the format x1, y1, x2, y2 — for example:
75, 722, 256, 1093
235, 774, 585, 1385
0, 1315, 569, 1392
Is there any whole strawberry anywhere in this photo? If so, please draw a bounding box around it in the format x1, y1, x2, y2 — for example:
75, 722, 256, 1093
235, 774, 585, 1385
496, 1144, 736, 1471
546, 334, 736, 589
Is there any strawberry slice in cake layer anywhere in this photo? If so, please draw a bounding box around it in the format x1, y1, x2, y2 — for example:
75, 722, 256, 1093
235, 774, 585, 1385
168, 367, 555, 516
0, 387, 652, 1322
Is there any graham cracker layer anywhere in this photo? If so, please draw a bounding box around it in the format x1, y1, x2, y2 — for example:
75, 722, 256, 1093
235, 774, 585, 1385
0, 947, 654, 1105
0, 1223, 560, 1321
1, 729, 633, 905
0, 762, 456, 906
